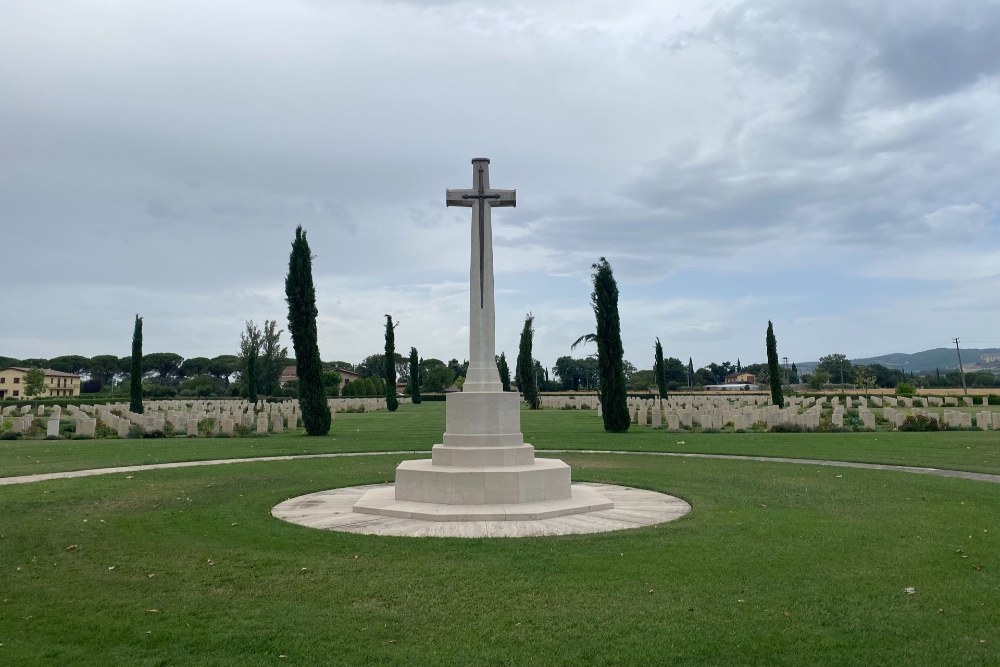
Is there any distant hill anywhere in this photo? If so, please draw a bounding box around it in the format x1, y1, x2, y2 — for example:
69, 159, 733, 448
796, 348, 1000, 375
795, 347, 1000, 375
852, 348, 1000, 373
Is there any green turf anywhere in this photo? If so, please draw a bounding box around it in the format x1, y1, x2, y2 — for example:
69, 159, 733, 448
0, 453, 996, 665
3, 403, 1000, 478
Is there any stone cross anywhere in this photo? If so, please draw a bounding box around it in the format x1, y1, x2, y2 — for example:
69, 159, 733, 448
446, 158, 516, 393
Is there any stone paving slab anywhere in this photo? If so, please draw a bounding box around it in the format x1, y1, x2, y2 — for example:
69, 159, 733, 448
271, 483, 692, 538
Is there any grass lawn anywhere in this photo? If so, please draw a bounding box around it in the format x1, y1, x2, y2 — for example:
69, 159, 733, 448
3, 403, 1000, 478
1, 451, 997, 665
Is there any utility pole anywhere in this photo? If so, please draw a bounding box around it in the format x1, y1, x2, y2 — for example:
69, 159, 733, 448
782, 356, 789, 385
954, 337, 968, 396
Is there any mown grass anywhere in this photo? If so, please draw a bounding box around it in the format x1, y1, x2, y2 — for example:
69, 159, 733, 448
3, 403, 1000, 478
1, 451, 998, 666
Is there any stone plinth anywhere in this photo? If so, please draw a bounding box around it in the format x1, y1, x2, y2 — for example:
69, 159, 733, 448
374, 390, 588, 518
394, 458, 571, 505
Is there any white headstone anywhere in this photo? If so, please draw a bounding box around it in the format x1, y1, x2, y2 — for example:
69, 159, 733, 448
78, 418, 96, 437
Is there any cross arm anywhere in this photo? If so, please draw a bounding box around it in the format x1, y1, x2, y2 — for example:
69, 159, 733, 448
446, 189, 475, 207
446, 188, 516, 207
489, 189, 516, 207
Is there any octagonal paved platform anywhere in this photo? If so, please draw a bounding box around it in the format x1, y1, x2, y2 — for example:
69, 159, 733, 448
271, 482, 691, 538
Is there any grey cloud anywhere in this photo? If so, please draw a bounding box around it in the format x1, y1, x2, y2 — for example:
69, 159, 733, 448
3, 0, 1000, 364
878, 16, 1000, 98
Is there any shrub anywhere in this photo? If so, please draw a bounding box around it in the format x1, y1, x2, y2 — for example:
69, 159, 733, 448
0, 430, 21, 440
127, 424, 146, 439
198, 418, 216, 436
95, 423, 118, 439
770, 423, 804, 433
895, 382, 916, 396
233, 424, 254, 438
213, 432, 230, 438
163, 422, 176, 438
44, 434, 64, 440
71, 434, 93, 440
899, 415, 939, 431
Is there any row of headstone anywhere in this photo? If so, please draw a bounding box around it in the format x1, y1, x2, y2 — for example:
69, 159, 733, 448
539, 396, 597, 409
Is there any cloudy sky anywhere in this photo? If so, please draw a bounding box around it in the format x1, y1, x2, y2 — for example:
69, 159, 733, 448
3, 0, 1000, 372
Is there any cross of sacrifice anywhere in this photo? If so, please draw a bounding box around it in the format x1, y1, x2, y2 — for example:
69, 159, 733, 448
446, 158, 516, 308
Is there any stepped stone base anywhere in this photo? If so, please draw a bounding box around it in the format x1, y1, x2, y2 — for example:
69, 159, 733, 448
353, 483, 613, 522
394, 457, 571, 505
431, 443, 535, 466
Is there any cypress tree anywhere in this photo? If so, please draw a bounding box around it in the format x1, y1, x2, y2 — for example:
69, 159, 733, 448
517, 314, 540, 409
130, 314, 144, 414
384, 315, 399, 411
409, 347, 421, 404
591, 258, 629, 432
497, 352, 511, 392
653, 338, 668, 400
285, 225, 331, 436
766, 320, 784, 408
687, 357, 694, 387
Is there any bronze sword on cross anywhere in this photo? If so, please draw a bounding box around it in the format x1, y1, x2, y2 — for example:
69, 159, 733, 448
446, 159, 516, 308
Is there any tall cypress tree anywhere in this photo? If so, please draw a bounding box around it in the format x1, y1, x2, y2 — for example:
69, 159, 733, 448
409, 347, 421, 404
766, 320, 784, 408
384, 315, 399, 411
517, 314, 540, 409
591, 258, 629, 432
497, 352, 511, 392
687, 357, 694, 387
285, 225, 331, 436
653, 338, 668, 400
129, 314, 144, 414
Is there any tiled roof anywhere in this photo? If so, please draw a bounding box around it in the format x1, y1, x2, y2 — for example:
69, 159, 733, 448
0, 367, 81, 378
